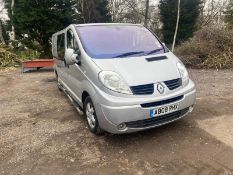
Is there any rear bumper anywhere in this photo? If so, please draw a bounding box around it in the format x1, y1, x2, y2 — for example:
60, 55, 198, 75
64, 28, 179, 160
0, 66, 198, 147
93, 80, 196, 134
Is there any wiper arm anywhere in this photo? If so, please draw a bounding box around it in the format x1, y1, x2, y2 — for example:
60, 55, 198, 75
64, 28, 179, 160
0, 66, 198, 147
146, 48, 164, 55
113, 51, 145, 58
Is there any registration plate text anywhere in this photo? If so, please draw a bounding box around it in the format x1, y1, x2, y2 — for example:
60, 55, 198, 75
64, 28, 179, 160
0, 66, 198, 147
150, 104, 179, 118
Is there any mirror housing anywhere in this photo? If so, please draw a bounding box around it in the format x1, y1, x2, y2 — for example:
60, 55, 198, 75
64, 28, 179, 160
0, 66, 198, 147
64, 48, 80, 65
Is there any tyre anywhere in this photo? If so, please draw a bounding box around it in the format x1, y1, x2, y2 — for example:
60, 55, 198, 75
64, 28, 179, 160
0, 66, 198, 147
84, 96, 103, 135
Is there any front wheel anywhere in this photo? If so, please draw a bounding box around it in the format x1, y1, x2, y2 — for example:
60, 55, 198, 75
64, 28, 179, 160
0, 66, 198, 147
84, 97, 103, 135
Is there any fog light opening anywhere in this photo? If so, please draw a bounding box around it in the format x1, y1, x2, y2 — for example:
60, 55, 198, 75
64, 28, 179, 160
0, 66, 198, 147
117, 123, 126, 130
189, 105, 194, 113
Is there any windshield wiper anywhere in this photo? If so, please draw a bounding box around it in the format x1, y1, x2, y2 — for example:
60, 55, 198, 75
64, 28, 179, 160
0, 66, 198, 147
146, 48, 164, 55
113, 51, 145, 58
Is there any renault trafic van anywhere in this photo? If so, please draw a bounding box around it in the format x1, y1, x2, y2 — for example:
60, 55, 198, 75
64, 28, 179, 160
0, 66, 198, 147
52, 23, 196, 134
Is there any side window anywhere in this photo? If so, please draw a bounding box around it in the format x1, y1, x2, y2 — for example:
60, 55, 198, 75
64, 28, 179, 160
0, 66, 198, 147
67, 29, 79, 51
57, 33, 65, 60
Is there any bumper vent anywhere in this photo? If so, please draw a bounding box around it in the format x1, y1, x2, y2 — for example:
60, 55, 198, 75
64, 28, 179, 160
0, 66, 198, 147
141, 95, 184, 108
130, 84, 154, 95
164, 78, 182, 90
126, 108, 189, 128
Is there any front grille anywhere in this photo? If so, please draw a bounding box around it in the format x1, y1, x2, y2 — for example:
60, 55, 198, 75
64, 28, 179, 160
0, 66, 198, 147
141, 95, 184, 108
130, 84, 154, 95
126, 108, 189, 128
164, 78, 182, 90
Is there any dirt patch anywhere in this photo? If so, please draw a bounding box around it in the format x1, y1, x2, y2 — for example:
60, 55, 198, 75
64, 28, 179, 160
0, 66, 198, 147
197, 115, 233, 149
0, 69, 233, 174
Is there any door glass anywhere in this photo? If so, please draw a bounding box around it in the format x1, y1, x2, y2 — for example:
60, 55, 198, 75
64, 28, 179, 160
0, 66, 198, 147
57, 33, 65, 60
67, 30, 79, 51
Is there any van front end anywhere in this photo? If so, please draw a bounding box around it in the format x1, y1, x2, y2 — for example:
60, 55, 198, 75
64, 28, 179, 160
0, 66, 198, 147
93, 79, 196, 134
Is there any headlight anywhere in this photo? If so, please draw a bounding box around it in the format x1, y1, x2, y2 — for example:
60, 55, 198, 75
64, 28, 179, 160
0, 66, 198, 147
99, 71, 132, 94
177, 62, 189, 85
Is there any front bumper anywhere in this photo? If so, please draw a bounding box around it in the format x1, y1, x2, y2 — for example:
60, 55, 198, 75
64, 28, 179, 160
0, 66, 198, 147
93, 80, 196, 134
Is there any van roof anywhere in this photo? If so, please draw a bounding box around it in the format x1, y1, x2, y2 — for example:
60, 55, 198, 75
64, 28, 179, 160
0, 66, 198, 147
75, 23, 142, 27
52, 23, 143, 36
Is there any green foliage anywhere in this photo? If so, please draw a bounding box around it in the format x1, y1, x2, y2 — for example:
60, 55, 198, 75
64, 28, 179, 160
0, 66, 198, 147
77, 0, 111, 23
8, 0, 80, 57
9, 40, 40, 59
4, 0, 111, 58
224, 1, 233, 29
159, 0, 202, 44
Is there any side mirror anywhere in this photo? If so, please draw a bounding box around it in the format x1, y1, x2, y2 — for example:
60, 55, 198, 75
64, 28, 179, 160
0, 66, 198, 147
162, 42, 166, 47
64, 48, 80, 65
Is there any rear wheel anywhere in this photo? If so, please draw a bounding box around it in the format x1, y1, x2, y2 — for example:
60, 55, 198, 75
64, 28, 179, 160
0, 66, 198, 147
84, 97, 103, 135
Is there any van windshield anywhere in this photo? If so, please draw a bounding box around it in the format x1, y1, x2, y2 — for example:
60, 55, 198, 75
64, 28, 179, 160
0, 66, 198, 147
76, 25, 165, 59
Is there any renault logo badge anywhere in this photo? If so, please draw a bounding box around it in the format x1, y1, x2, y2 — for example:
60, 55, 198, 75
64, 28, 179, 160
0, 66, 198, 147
157, 83, 165, 94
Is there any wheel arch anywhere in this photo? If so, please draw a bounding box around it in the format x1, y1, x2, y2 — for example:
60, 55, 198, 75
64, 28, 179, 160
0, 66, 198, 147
82, 91, 90, 105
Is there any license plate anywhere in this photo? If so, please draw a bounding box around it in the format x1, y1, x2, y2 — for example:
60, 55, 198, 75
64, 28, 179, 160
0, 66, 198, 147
150, 104, 179, 118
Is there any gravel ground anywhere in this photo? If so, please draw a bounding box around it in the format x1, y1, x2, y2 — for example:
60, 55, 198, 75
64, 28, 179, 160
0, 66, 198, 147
0, 69, 233, 175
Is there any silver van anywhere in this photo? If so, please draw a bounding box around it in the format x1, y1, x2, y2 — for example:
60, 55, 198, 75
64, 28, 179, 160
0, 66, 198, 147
52, 23, 196, 135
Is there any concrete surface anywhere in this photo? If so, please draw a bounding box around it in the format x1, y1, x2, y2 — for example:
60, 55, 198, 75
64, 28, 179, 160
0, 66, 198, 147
0, 69, 233, 175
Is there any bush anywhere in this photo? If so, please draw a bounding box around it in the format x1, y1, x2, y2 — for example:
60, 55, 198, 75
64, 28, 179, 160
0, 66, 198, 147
175, 26, 233, 69
0, 43, 41, 67
0, 44, 21, 67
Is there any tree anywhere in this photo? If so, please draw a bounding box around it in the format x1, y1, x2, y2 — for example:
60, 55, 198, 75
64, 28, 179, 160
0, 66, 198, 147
7, 0, 79, 57
224, 0, 233, 29
4, 0, 16, 40
172, 0, 180, 52
77, 0, 111, 23
159, 0, 202, 45
10, 0, 15, 40
0, 22, 5, 44
108, 0, 125, 22
144, 0, 149, 27
120, 0, 145, 23
0, 0, 6, 44
199, 0, 227, 27
0, 20, 10, 44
